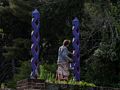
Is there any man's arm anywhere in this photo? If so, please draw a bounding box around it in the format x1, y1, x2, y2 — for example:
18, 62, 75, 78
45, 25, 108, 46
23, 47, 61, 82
62, 48, 72, 62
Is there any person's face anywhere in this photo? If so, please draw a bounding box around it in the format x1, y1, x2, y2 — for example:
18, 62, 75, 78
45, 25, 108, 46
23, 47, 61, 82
66, 44, 69, 47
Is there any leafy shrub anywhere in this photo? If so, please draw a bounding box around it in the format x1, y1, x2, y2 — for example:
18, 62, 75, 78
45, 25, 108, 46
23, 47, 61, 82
39, 65, 96, 88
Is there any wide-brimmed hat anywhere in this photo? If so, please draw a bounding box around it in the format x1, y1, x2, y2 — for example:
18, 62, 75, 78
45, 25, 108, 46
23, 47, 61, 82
63, 40, 71, 46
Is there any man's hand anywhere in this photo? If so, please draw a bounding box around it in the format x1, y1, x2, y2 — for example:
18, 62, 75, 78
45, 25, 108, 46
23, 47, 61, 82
68, 51, 73, 55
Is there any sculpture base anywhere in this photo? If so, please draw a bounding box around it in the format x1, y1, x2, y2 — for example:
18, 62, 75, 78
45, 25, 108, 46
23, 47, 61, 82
17, 79, 45, 90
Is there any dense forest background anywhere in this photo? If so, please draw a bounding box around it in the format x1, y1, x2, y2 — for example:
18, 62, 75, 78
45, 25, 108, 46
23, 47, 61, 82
0, 0, 120, 88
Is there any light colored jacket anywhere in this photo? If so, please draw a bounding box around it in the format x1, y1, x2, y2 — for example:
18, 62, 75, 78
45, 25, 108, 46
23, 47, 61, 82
57, 45, 71, 63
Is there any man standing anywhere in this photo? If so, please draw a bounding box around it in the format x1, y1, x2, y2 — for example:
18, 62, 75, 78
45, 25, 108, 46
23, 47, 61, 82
56, 40, 72, 81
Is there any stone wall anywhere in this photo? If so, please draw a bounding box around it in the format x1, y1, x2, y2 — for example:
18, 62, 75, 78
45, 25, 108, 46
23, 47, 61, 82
46, 83, 93, 90
16, 79, 45, 90
1, 79, 120, 90
1, 86, 120, 90
46, 84, 120, 90
95, 87, 120, 90
46, 83, 120, 90
0, 89, 15, 90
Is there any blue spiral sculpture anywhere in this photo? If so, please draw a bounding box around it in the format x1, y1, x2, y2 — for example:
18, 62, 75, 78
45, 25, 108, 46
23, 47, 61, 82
72, 17, 80, 81
31, 9, 40, 79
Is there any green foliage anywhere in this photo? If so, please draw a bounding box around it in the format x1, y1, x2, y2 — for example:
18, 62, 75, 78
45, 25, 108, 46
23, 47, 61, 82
0, 0, 120, 88
7, 61, 31, 88
86, 41, 120, 87
1, 83, 5, 89
2, 37, 31, 79
83, 1, 120, 88
39, 65, 48, 80
39, 64, 56, 81
56, 80, 96, 87
39, 65, 96, 88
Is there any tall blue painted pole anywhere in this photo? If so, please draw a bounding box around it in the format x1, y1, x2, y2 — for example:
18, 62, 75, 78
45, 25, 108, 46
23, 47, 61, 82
31, 9, 40, 79
72, 17, 80, 81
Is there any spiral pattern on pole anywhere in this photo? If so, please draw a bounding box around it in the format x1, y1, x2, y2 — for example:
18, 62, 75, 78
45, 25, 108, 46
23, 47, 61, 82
31, 9, 40, 79
72, 17, 80, 81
